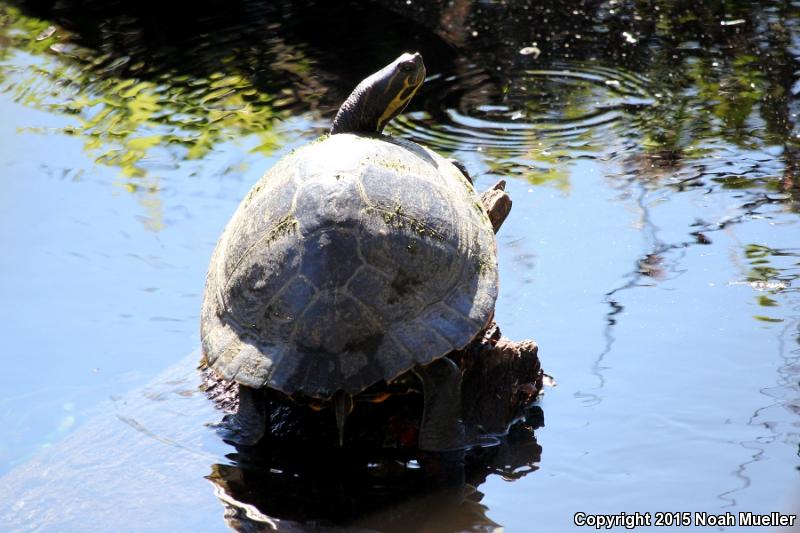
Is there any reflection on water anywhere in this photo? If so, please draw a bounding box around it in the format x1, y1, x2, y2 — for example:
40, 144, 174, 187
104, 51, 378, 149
0, 355, 542, 531
405, 63, 652, 153
208, 409, 542, 531
395, 62, 651, 190
1, 0, 800, 529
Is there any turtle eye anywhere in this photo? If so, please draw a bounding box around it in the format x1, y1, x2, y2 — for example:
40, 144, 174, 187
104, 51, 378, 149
398, 61, 415, 73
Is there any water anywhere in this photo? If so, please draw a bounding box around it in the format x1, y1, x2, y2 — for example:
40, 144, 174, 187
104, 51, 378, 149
1, 0, 799, 530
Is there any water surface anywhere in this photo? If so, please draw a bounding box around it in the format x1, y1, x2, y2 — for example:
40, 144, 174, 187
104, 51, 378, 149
0, 0, 799, 530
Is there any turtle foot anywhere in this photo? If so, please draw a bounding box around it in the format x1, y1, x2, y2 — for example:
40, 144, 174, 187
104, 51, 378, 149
216, 385, 266, 446
215, 415, 262, 447
415, 357, 465, 452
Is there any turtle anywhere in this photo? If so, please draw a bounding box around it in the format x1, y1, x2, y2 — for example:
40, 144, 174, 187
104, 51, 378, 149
200, 52, 499, 451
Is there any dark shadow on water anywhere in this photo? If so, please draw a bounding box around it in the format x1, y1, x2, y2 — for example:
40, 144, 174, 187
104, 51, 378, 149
5, 0, 458, 112
206, 407, 544, 531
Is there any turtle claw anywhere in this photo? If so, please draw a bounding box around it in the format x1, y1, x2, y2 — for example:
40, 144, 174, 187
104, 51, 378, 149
333, 390, 354, 447
414, 357, 465, 452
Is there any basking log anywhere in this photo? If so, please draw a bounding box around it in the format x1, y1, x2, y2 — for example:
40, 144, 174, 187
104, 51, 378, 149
451, 324, 541, 436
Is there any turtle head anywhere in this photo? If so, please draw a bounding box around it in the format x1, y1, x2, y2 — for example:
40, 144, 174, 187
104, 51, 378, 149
331, 52, 425, 135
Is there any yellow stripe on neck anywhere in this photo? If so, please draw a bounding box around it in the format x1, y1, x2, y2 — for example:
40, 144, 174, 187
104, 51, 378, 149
376, 74, 421, 131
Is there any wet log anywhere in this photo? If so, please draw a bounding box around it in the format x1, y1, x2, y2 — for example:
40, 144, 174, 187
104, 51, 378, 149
450, 323, 541, 436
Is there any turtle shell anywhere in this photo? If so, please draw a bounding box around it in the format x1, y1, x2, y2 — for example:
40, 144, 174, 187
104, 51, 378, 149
201, 133, 498, 399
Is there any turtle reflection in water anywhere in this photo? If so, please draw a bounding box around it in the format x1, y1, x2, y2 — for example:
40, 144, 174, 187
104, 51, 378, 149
201, 52, 534, 450
206, 407, 544, 531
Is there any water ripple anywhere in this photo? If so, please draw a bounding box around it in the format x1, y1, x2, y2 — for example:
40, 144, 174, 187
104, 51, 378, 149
392, 62, 654, 159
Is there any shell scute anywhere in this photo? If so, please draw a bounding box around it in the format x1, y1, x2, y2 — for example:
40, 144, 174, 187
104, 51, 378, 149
299, 230, 362, 290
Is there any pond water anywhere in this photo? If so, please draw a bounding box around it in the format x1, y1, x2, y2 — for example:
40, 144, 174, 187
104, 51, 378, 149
1, 0, 799, 530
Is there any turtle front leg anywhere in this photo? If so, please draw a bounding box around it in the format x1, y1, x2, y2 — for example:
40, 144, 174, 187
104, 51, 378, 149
219, 385, 266, 446
414, 357, 465, 452
448, 158, 473, 184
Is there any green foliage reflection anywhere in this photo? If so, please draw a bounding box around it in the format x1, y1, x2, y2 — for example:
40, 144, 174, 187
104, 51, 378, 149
0, 4, 325, 229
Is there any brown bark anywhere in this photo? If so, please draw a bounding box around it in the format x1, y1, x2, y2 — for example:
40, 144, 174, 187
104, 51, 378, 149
481, 179, 512, 233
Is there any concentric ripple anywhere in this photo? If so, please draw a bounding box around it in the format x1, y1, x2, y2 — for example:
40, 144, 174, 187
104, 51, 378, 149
391, 62, 655, 161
